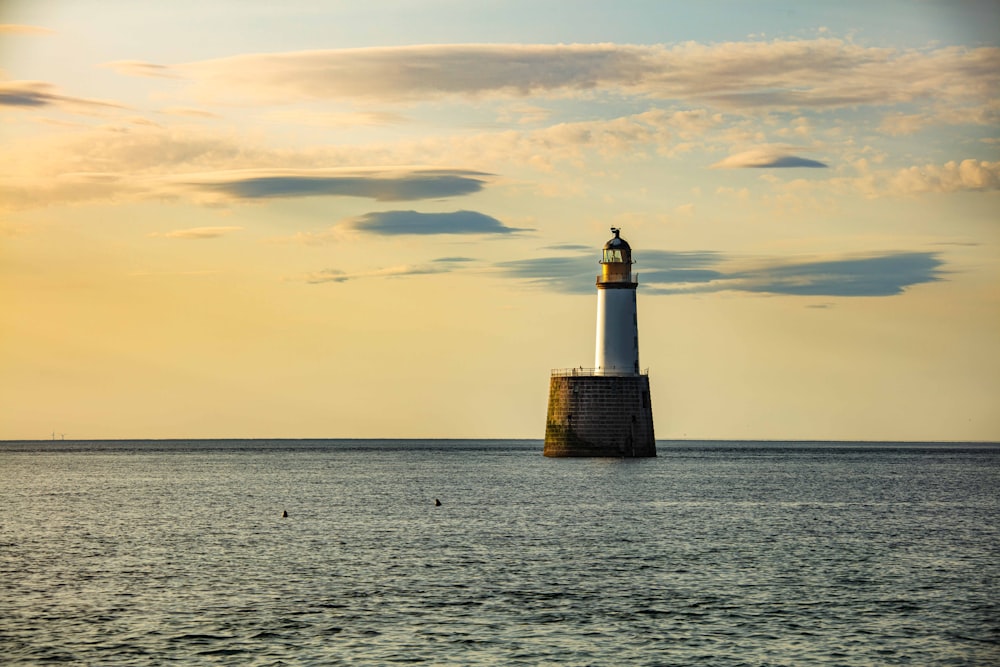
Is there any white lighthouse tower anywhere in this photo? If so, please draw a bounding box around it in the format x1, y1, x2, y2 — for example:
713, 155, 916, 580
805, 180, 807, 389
595, 227, 639, 375
544, 228, 656, 457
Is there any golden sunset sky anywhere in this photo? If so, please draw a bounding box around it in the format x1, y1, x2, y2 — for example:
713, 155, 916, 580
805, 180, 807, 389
2, 1, 998, 440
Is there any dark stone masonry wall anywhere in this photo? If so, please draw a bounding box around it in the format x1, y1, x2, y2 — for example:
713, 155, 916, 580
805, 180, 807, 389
544, 375, 656, 457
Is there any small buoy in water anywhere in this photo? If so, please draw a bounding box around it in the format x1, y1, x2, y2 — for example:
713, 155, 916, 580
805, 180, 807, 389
282, 510, 288, 518
434, 499, 442, 506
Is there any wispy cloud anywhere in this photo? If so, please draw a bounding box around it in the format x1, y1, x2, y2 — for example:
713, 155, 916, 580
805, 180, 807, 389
161, 40, 998, 114
0, 80, 126, 111
176, 168, 493, 202
128, 269, 221, 277
712, 147, 828, 169
880, 103, 1000, 136
542, 243, 591, 251
173, 44, 644, 102
102, 60, 175, 78
262, 109, 409, 127
160, 106, 221, 118
347, 210, 527, 235
0, 118, 512, 209
0, 24, 55, 35
497, 248, 943, 298
302, 257, 471, 284
151, 226, 243, 239
880, 113, 933, 137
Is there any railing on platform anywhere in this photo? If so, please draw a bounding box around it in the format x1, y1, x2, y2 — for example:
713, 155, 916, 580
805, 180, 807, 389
550, 367, 649, 377
595, 275, 639, 285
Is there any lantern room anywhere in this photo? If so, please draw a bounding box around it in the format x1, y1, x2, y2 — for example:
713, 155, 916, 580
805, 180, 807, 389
599, 227, 633, 284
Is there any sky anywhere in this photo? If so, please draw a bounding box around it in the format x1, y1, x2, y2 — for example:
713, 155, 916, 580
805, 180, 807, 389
1, 0, 998, 441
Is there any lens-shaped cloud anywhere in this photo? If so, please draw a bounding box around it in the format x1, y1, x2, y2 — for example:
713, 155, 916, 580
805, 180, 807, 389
712, 147, 828, 169
175, 168, 493, 202
347, 210, 528, 235
714, 252, 944, 297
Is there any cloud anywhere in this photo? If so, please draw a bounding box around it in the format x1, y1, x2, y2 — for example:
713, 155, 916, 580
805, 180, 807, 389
880, 113, 932, 137
164, 40, 999, 113
347, 210, 526, 235
761, 158, 1000, 200
0, 108, 716, 211
0, 24, 55, 35
102, 60, 175, 78
1, 109, 663, 183
412, 108, 686, 169
303, 269, 349, 283
543, 243, 591, 251
0, 118, 515, 210
0, 80, 125, 110
886, 159, 1000, 194
151, 226, 243, 239
842, 158, 1000, 198
713, 253, 944, 297
497, 247, 943, 297
176, 44, 648, 102
302, 257, 470, 284
879, 104, 1000, 136
262, 109, 409, 127
1, 101, 990, 215
494, 255, 599, 294
0, 172, 140, 210
178, 168, 492, 202
160, 106, 221, 118
712, 147, 828, 169
495, 250, 721, 294
0, 126, 270, 210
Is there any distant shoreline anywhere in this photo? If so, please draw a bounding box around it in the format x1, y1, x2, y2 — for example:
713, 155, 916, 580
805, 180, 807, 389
2, 438, 997, 447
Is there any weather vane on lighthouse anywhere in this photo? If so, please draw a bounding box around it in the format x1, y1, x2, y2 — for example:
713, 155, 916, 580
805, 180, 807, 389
544, 228, 656, 457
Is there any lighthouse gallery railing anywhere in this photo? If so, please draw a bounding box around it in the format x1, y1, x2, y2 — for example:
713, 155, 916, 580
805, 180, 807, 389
550, 367, 649, 377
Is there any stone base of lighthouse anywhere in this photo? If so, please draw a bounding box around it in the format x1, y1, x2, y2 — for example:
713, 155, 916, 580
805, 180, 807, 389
544, 373, 656, 457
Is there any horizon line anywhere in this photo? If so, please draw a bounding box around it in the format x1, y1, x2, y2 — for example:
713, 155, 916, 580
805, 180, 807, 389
2, 437, 997, 446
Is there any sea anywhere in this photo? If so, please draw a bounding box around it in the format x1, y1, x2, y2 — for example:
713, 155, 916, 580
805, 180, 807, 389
1, 439, 997, 666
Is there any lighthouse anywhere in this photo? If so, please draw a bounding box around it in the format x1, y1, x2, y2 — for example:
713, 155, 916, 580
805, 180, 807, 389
595, 227, 639, 375
544, 228, 656, 457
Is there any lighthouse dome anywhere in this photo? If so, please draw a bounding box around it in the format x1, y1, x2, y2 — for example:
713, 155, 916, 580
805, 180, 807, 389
603, 227, 631, 252
601, 227, 632, 266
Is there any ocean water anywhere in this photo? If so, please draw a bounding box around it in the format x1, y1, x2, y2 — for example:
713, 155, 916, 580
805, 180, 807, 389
1, 440, 998, 666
